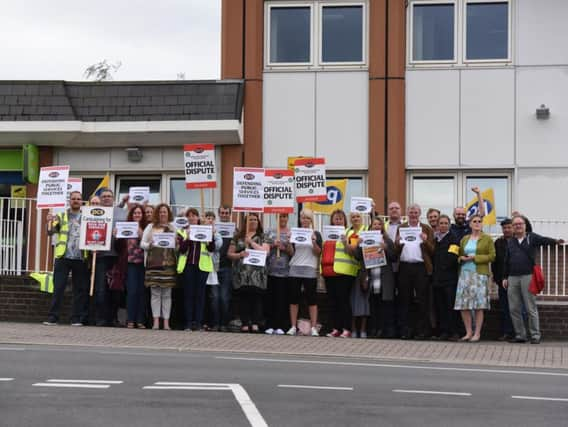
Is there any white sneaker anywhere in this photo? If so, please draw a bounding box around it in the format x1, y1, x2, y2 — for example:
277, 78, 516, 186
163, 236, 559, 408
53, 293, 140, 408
265, 328, 274, 335
286, 326, 297, 336
310, 327, 319, 337
71, 323, 83, 327
42, 321, 56, 326
274, 328, 285, 335
360, 332, 367, 339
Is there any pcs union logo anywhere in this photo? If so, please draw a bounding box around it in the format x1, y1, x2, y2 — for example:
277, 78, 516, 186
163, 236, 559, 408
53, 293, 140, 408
90, 208, 104, 216
244, 174, 255, 180
48, 171, 60, 178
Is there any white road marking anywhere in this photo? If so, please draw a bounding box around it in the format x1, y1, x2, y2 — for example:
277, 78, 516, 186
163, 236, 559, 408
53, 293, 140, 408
512, 395, 568, 402
0, 378, 14, 381
33, 383, 110, 389
393, 389, 471, 397
0, 347, 25, 351
46, 379, 123, 384
278, 384, 353, 391
143, 382, 268, 427
216, 356, 568, 378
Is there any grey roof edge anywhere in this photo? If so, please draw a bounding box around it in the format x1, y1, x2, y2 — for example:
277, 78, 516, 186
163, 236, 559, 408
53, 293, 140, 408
0, 79, 244, 85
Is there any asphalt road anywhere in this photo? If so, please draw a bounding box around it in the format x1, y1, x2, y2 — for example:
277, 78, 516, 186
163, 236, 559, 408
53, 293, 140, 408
1, 345, 568, 427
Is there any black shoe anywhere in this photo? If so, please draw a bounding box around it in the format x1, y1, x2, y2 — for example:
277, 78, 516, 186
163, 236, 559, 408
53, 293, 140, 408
530, 338, 541, 344
400, 335, 410, 340
508, 337, 527, 343
414, 334, 426, 341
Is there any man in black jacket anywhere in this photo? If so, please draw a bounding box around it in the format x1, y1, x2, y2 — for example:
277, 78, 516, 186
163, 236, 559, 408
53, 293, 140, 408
492, 218, 514, 341
503, 216, 564, 344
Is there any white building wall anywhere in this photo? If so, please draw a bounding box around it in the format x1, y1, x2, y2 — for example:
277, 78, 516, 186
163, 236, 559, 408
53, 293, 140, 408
263, 71, 368, 170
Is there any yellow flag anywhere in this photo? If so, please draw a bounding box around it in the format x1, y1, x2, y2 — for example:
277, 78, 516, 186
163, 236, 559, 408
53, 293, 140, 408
305, 179, 347, 214
89, 174, 110, 200
465, 188, 496, 225
30, 272, 54, 293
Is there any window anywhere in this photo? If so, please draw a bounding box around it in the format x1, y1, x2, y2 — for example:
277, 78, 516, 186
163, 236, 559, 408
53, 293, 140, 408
465, 176, 509, 221
321, 5, 364, 63
269, 6, 312, 64
411, 176, 456, 216
169, 178, 214, 216
116, 177, 162, 206
412, 3, 455, 62
465, 2, 508, 60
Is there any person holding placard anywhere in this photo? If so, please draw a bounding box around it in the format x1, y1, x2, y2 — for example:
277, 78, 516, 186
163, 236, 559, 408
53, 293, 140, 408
140, 203, 177, 330
286, 210, 322, 337
216, 205, 235, 331
203, 211, 224, 331
265, 213, 293, 335
144, 205, 154, 224
395, 204, 435, 340
43, 191, 89, 326
176, 208, 217, 332
227, 213, 270, 333
115, 204, 148, 329
321, 209, 355, 338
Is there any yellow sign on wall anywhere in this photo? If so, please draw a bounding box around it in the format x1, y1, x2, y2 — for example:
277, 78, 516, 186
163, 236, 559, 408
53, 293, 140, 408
11, 185, 26, 198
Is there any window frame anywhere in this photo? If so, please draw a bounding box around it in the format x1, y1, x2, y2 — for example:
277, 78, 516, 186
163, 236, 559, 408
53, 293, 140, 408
318, 1, 367, 67
408, 0, 458, 65
462, 0, 512, 64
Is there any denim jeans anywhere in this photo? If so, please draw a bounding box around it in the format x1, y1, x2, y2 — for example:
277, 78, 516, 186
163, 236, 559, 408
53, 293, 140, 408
48, 257, 89, 324
94, 256, 115, 326
126, 263, 146, 324
497, 285, 514, 336
182, 264, 208, 329
209, 267, 233, 327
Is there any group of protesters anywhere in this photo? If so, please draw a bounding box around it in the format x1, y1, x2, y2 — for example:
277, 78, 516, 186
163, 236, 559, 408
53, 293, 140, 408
43, 186, 564, 344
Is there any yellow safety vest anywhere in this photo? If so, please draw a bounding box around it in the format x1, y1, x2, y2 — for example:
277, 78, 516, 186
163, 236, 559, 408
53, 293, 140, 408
53, 212, 87, 260
332, 225, 367, 276
176, 229, 213, 274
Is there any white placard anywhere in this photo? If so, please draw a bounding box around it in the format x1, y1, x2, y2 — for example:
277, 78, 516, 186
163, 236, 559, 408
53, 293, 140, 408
399, 227, 423, 244
37, 166, 70, 209
350, 197, 373, 214
290, 227, 313, 245
263, 169, 295, 213
216, 222, 236, 239
322, 225, 345, 241
359, 231, 383, 247
115, 221, 139, 239
173, 216, 189, 230
243, 249, 267, 267
184, 144, 217, 189
152, 232, 176, 249
53, 177, 83, 215
128, 186, 150, 204
294, 158, 327, 203
233, 167, 265, 212
79, 206, 114, 251
189, 225, 213, 242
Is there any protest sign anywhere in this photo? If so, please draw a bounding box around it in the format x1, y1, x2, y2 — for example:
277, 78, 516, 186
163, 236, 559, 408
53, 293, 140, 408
189, 225, 213, 242
216, 222, 236, 239
115, 222, 139, 239
359, 231, 383, 247
37, 166, 70, 209
322, 225, 345, 241
263, 169, 295, 214
350, 197, 373, 214
362, 246, 387, 269
233, 167, 264, 212
399, 227, 423, 244
184, 144, 217, 189
293, 158, 327, 203
79, 206, 113, 251
243, 249, 267, 267
152, 232, 176, 249
173, 216, 189, 230
290, 227, 313, 245
129, 186, 150, 204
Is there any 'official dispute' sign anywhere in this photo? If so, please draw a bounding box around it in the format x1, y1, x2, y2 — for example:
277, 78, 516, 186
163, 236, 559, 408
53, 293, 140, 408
184, 144, 217, 189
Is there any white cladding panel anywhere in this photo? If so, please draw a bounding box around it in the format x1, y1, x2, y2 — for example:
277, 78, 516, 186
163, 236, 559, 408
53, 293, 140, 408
55, 149, 110, 171
460, 69, 514, 166
406, 70, 460, 168
110, 148, 163, 169
516, 68, 568, 167
315, 72, 368, 169
262, 73, 316, 167
517, 0, 568, 66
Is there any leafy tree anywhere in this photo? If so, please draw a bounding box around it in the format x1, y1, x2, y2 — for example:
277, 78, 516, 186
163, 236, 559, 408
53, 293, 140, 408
84, 60, 122, 81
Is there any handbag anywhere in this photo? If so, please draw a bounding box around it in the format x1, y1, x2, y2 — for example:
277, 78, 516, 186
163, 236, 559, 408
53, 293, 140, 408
528, 265, 545, 295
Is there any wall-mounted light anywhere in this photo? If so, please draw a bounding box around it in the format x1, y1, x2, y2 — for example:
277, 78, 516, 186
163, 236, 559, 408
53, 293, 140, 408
125, 147, 143, 162
536, 104, 550, 120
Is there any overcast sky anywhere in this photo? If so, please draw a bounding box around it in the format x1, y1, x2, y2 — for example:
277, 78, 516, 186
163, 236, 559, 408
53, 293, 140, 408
0, 0, 221, 81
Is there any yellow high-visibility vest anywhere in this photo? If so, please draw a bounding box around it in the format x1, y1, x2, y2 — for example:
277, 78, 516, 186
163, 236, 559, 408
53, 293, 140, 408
53, 212, 87, 260
333, 225, 367, 276
176, 229, 213, 274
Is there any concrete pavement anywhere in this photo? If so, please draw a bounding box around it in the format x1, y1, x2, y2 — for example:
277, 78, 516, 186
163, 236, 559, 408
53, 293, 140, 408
1, 322, 568, 369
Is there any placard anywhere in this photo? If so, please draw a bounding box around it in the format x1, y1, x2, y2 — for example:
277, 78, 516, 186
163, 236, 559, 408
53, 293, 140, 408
216, 222, 236, 239
362, 245, 387, 269
115, 221, 139, 239
359, 231, 383, 247
173, 216, 189, 230
53, 177, 83, 215
128, 186, 150, 204
79, 206, 113, 251
322, 225, 345, 241
243, 249, 267, 267
189, 225, 213, 242
37, 166, 70, 209
152, 232, 176, 249
350, 197, 373, 214
263, 169, 295, 214
294, 158, 327, 203
233, 167, 265, 212
184, 144, 217, 189
290, 227, 313, 245
399, 227, 423, 244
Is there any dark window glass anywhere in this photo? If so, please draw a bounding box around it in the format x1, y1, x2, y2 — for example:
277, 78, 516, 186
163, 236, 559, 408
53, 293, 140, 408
322, 6, 363, 62
412, 4, 454, 61
270, 7, 311, 63
466, 2, 508, 60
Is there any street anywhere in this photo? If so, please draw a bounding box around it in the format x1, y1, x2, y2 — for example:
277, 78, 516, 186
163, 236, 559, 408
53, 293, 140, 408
1, 344, 567, 427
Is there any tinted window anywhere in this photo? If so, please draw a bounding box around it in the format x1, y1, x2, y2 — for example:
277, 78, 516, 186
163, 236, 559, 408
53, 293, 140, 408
270, 7, 311, 63
466, 2, 508, 60
322, 6, 363, 62
412, 4, 454, 61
